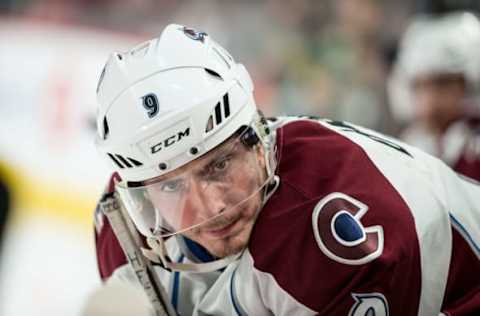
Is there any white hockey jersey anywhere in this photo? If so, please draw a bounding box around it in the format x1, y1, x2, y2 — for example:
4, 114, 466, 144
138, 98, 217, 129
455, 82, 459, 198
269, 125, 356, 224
95, 117, 480, 315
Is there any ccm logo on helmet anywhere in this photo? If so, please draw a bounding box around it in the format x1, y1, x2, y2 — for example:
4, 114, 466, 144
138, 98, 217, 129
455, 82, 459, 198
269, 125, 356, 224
150, 128, 191, 154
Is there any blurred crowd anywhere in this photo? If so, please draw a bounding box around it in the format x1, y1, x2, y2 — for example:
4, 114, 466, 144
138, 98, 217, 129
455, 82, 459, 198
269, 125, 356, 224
3, 0, 480, 137
0, 0, 479, 176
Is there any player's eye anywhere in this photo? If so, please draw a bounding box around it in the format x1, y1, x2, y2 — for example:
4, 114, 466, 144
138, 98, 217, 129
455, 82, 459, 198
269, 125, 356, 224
200, 155, 233, 182
160, 179, 185, 193
212, 156, 231, 173
213, 157, 229, 171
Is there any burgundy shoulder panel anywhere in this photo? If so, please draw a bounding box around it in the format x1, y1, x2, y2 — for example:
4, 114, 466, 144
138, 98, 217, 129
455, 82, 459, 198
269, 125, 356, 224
94, 173, 127, 281
250, 120, 422, 314
95, 215, 127, 281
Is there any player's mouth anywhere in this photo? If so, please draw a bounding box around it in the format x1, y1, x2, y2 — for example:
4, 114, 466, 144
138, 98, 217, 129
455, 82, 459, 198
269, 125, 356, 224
203, 215, 242, 238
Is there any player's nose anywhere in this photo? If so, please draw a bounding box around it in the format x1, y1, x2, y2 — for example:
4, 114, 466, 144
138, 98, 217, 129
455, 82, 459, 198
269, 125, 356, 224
188, 180, 227, 220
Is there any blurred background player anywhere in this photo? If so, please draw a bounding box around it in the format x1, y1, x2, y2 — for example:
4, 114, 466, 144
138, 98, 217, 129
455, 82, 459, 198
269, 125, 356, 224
389, 11, 480, 181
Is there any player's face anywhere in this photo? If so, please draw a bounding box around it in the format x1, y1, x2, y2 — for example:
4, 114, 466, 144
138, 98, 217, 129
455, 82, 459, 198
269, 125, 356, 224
146, 136, 267, 258
412, 73, 466, 133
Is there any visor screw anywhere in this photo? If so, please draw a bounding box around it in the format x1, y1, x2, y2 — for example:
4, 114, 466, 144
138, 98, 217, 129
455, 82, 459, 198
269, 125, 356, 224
189, 147, 199, 155
159, 162, 167, 170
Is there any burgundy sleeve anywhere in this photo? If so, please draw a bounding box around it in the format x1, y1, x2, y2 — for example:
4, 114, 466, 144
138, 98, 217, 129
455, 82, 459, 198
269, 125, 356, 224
441, 227, 480, 316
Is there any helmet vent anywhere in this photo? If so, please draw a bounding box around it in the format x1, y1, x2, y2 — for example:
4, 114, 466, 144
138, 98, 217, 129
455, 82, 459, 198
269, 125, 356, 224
107, 153, 143, 169
205, 115, 214, 133
223, 93, 230, 117
127, 157, 143, 167
205, 93, 230, 133
214, 102, 222, 125
96, 65, 106, 93
205, 68, 222, 79
102, 116, 110, 140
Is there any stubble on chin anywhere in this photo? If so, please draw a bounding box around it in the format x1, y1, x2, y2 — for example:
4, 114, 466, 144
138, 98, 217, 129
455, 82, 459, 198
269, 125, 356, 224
184, 194, 263, 258
187, 215, 256, 258
207, 225, 253, 258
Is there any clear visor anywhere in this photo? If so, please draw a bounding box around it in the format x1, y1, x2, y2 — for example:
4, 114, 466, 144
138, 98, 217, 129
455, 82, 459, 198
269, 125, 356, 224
116, 126, 270, 238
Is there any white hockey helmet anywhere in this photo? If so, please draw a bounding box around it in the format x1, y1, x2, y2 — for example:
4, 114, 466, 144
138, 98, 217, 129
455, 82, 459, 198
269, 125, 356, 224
388, 12, 480, 122
96, 24, 257, 182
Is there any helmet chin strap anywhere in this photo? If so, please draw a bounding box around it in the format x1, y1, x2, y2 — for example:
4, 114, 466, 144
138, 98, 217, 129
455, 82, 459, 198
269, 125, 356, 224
141, 236, 242, 273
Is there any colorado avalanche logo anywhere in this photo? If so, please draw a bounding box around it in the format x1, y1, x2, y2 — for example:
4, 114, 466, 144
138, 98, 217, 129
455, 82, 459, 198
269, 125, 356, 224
182, 26, 207, 42
312, 192, 384, 265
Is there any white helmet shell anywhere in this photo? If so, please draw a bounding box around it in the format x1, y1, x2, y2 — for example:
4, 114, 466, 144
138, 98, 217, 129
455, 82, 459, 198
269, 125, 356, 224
389, 12, 480, 122
95, 24, 257, 182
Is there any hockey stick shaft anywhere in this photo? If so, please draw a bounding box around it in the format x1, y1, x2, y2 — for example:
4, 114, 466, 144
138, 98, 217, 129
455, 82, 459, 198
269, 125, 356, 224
100, 192, 177, 316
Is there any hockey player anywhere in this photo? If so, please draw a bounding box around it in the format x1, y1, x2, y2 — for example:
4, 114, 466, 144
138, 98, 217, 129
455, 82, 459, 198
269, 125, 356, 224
94, 24, 480, 315
389, 11, 480, 181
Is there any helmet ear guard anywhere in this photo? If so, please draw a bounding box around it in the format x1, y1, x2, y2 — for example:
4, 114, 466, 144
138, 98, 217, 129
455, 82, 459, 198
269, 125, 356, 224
238, 112, 272, 148
241, 127, 260, 147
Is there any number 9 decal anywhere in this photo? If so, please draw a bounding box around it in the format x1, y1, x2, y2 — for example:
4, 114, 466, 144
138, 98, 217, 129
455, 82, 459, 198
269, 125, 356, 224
312, 192, 384, 265
142, 93, 159, 118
